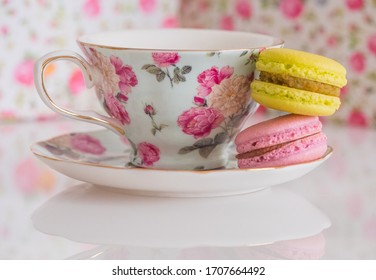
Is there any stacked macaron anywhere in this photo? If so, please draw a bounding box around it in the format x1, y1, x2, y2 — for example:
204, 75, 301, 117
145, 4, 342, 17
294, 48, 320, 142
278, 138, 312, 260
251, 48, 347, 116
235, 48, 347, 168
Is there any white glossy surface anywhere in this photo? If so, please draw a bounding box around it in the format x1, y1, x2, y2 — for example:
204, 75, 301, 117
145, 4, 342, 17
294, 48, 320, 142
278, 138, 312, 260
31, 184, 330, 248
31, 129, 332, 197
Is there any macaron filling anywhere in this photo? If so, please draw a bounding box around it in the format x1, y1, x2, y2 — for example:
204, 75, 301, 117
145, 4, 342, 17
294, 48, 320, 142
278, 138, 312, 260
235, 117, 322, 154
236, 132, 327, 167
259, 71, 340, 97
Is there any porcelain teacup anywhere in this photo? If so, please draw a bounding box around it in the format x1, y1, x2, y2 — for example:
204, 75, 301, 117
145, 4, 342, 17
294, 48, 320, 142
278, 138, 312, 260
34, 29, 283, 170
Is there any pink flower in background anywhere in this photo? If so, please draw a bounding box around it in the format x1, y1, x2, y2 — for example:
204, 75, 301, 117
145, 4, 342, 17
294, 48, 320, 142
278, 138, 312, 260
235, 0, 252, 20
197, 66, 234, 97
14, 158, 39, 193
110, 55, 138, 95
326, 35, 338, 48
340, 85, 349, 97
367, 33, 376, 55
219, 15, 234, 30
197, 0, 210, 11
0, 110, 17, 120
68, 69, 85, 95
162, 16, 178, 28
177, 107, 224, 139
346, 0, 364, 10
347, 109, 368, 127
14, 59, 34, 86
70, 134, 106, 155
349, 51, 366, 73
137, 142, 160, 166
1, 25, 8, 35
152, 52, 180, 67
279, 0, 304, 19
104, 93, 130, 125
83, 0, 101, 17
139, 0, 157, 14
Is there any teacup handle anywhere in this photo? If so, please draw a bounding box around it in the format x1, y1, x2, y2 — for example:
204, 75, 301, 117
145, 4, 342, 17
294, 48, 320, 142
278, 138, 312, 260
34, 50, 125, 135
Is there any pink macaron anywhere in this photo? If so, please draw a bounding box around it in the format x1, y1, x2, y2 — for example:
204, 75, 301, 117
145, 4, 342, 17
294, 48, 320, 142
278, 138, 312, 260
235, 114, 327, 168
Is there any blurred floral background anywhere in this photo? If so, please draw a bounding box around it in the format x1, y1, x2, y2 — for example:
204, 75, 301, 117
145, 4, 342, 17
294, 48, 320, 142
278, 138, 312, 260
1, 0, 376, 259
1, 0, 376, 127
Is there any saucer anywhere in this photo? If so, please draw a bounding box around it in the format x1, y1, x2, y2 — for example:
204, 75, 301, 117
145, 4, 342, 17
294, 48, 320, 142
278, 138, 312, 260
32, 183, 331, 248
31, 129, 333, 197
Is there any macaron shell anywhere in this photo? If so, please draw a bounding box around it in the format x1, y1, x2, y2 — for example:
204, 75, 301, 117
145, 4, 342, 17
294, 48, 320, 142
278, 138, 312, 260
257, 48, 347, 88
237, 132, 327, 169
251, 80, 341, 116
235, 114, 322, 154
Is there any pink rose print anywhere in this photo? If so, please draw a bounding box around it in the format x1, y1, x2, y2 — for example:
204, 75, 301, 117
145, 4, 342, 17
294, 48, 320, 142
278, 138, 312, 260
87, 48, 119, 94
104, 93, 130, 125
68, 69, 85, 95
177, 107, 224, 139
207, 75, 250, 118
142, 53, 191, 87
144, 104, 168, 135
110, 55, 138, 95
14, 59, 34, 86
139, 0, 156, 14
116, 92, 128, 102
349, 51, 366, 73
194, 96, 206, 106
152, 52, 180, 67
219, 15, 234, 30
70, 134, 106, 155
83, 0, 101, 17
279, 0, 304, 19
235, 0, 252, 20
144, 104, 156, 115
197, 66, 234, 97
367, 34, 376, 55
346, 0, 364, 10
137, 142, 160, 166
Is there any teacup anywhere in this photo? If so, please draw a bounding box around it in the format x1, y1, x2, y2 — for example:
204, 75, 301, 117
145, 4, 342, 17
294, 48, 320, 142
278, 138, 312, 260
34, 29, 283, 170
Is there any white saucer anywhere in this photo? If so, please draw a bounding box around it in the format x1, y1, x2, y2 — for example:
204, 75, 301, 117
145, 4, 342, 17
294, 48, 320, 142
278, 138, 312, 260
31, 129, 333, 197
32, 183, 331, 248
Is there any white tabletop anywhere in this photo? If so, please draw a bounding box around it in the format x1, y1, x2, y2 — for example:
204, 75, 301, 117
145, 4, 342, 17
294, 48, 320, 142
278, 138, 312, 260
0, 117, 375, 259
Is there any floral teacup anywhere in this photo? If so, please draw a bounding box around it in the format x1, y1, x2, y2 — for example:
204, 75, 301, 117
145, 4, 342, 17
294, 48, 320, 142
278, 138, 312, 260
34, 29, 283, 170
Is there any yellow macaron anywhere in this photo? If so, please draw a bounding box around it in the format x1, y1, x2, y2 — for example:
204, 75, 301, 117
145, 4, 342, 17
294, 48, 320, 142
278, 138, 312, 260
251, 48, 347, 116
